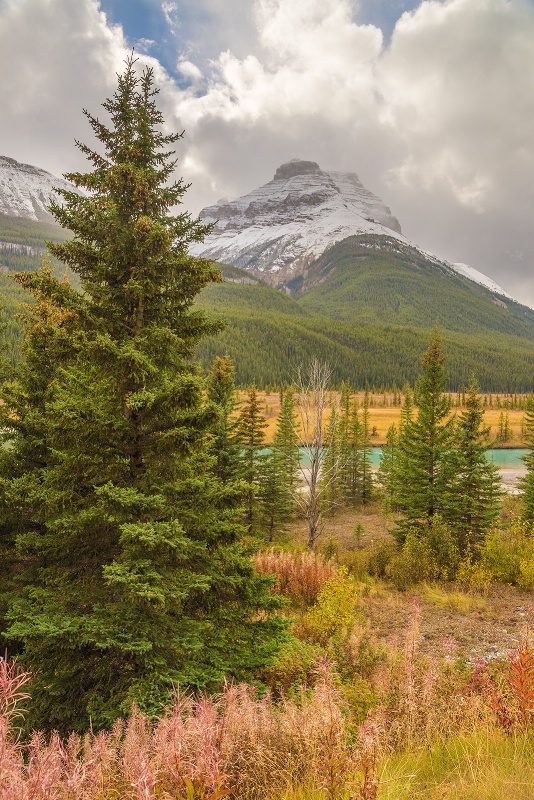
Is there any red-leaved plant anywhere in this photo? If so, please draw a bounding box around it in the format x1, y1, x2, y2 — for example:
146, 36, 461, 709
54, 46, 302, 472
255, 548, 337, 609
509, 640, 534, 729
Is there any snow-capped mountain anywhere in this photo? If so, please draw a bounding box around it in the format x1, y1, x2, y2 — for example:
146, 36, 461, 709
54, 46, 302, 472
0, 155, 75, 221
191, 158, 512, 301
191, 159, 404, 282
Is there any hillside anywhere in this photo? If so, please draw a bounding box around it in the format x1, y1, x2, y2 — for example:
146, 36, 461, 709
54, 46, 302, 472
196, 264, 534, 391
0, 219, 533, 389
296, 235, 534, 338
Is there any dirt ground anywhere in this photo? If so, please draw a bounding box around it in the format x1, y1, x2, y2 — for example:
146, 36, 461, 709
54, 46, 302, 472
282, 503, 534, 663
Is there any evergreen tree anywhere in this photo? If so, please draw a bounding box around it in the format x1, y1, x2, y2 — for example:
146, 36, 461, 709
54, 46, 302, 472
520, 396, 534, 524
273, 387, 300, 490
358, 391, 374, 503
257, 388, 300, 541
392, 331, 456, 542
237, 385, 267, 532
321, 400, 344, 509
206, 355, 241, 484
344, 395, 364, 505
257, 447, 295, 541
377, 423, 398, 514
2, 59, 286, 732
444, 381, 502, 553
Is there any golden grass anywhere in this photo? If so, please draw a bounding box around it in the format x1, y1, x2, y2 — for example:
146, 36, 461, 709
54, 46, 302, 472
238, 391, 529, 446
379, 729, 534, 800
268, 730, 534, 800
420, 582, 488, 613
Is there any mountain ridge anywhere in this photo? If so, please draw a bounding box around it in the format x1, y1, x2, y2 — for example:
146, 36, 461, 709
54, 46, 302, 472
190, 158, 405, 282
0, 154, 76, 222
190, 157, 514, 304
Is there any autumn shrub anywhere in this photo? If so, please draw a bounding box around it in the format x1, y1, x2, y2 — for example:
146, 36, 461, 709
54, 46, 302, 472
254, 548, 337, 610
508, 641, 534, 729
456, 547, 493, 589
389, 517, 460, 590
296, 569, 362, 645
474, 522, 534, 587
367, 539, 397, 578
259, 636, 320, 697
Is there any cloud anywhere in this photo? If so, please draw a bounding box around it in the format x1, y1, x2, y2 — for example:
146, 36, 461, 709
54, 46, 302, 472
167, 0, 534, 302
0, 0, 128, 175
161, 1, 178, 34
1, 0, 534, 303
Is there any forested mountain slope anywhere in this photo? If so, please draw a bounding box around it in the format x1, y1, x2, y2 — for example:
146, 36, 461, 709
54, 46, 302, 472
296, 235, 534, 338
196, 264, 534, 391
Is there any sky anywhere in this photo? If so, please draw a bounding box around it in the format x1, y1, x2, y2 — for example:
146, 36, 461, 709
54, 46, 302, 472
1, 0, 534, 304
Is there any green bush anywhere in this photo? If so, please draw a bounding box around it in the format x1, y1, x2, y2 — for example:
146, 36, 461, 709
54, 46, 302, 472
389, 516, 460, 590
475, 522, 534, 587
259, 637, 320, 697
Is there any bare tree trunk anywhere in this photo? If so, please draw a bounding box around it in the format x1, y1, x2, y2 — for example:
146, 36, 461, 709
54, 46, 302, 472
292, 360, 343, 549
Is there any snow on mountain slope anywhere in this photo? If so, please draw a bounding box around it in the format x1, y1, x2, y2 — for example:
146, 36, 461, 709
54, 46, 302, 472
190, 159, 405, 281
0, 155, 75, 221
449, 262, 513, 301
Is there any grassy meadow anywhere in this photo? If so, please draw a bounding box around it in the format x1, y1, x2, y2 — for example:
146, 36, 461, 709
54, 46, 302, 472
257, 389, 530, 446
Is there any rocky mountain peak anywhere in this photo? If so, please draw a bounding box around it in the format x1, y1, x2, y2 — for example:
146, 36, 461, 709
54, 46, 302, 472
191, 159, 404, 283
273, 159, 324, 180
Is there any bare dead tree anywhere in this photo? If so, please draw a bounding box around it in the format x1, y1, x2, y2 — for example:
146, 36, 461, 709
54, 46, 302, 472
293, 359, 344, 549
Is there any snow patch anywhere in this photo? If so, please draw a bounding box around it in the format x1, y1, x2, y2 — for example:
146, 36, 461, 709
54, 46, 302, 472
449, 262, 514, 301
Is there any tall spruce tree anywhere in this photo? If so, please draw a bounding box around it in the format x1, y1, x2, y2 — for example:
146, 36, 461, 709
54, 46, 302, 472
520, 395, 534, 524
392, 331, 456, 542
257, 388, 299, 540
273, 387, 300, 491
321, 401, 344, 509
258, 448, 295, 541
342, 392, 362, 505
2, 59, 286, 732
236, 385, 267, 532
357, 391, 374, 504
377, 423, 398, 515
444, 381, 501, 553
206, 355, 241, 484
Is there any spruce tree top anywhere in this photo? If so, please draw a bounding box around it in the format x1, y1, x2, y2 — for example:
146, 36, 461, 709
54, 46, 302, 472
46, 56, 219, 355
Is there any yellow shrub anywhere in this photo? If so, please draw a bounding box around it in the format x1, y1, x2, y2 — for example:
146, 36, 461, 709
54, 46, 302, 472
298, 569, 361, 644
